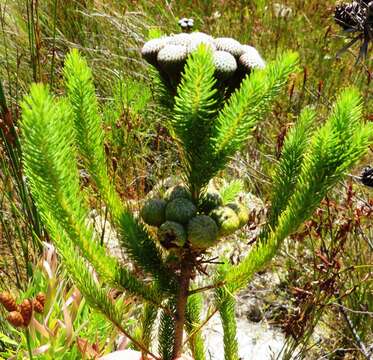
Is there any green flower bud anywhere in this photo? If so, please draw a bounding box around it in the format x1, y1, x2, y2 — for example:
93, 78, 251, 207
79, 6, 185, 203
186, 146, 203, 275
140, 198, 167, 227
226, 202, 249, 227
187, 215, 219, 249
164, 185, 192, 202
165, 198, 197, 224
209, 206, 240, 236
158, 221, 187, 248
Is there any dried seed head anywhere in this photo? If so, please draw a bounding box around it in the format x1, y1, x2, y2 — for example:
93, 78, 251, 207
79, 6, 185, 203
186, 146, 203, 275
141, 37, 169, 65
239, 45, 266, 70
190, 32, 214, 43
213, 51, 237, 78
33, 299, 44, 314
188, 38, 216, 53
214, 37, 244, 58
0, 292, 18, 312
7, 311, 24, 328
168, 33, 191, 47
157, 45, 188, 71
35, 292, 46, 307
188, 32, 216, 53
19, 299, 33, 326
334, 1, 364, 29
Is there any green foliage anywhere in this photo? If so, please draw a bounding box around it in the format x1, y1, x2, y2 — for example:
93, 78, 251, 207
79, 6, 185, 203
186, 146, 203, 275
215, 264, 239, 360
1, 1, 371, 358
20, 83, 161, 307
0, 244, 118, 360
217, 291, 239, 360
118, 212, 177, 293
274, 87, 372, 241
64, 50, 172, 294
185, 293, 205, 360
140, 303, 158, 350
212, 52, 299, 167
219, 179, 244, 205
158, 304, 176, 360
0, 80, 43, 290
63, 49, 123, 222
262, 107, 316, 238
170, 48, 299, 199
172, 45, 219, 198
21, 84, 112, 279
224, 88, 373, 292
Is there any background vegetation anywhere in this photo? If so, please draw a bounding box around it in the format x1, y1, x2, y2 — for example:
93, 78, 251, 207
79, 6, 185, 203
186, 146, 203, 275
0, 0, 372, 359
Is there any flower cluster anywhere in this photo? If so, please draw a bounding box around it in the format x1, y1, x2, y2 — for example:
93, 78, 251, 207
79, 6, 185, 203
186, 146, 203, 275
141, 32, 265, 90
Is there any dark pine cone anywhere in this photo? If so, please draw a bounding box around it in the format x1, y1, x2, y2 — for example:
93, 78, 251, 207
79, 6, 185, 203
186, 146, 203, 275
334, 1, 365, 30
360, 166, 373, 187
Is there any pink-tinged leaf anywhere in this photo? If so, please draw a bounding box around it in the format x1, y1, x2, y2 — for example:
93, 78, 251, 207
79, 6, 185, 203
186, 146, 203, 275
33, 344, 51, 355
77, 337, 100, 359
116, 335, 129, 350
31, 318, 50, 338
62, 299, 74, 346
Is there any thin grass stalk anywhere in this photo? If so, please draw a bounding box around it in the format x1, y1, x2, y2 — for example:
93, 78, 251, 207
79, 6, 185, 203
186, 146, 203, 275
49, 0, 58, 89
26, 0, 36, 82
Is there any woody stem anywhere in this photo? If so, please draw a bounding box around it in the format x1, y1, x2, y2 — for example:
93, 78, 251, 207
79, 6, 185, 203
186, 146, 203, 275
172, 256, 194, 359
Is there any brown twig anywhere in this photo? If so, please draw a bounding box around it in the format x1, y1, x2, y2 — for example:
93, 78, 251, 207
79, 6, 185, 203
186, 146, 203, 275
188, 281, 224, 296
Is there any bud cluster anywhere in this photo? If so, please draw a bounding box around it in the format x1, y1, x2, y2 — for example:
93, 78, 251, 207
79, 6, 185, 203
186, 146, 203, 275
140, 184, 249, 254
0, 291, 45, 328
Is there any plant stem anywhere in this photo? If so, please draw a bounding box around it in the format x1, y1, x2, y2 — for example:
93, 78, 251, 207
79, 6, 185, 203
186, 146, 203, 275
172, 256, 194, 359
188, 281, 224, 295
337, 299, 371, 360
25, 328, 34, 360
